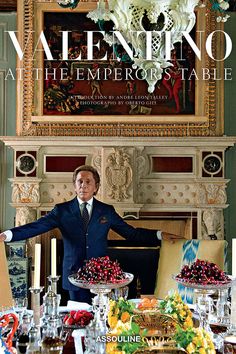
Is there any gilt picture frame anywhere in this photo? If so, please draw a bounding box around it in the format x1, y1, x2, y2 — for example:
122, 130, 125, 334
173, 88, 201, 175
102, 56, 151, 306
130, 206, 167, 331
16, 0, 224, 137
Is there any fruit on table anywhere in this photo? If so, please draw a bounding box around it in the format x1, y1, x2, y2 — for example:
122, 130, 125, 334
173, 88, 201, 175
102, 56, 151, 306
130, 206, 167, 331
76, 256, 126, 283
176, 259, 230, 285
63, 310, 93, 327
137, 297, 158, 309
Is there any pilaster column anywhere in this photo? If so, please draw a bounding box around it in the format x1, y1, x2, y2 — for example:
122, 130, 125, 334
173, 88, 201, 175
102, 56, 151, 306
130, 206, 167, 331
9, 178, 42, 258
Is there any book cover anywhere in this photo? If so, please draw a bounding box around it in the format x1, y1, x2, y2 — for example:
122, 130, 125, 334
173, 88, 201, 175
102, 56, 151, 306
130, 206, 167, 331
1, 0, 236, 302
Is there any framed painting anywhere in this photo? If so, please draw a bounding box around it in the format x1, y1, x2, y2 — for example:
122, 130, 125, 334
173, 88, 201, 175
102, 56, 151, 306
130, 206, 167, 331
16, 0, 224, 137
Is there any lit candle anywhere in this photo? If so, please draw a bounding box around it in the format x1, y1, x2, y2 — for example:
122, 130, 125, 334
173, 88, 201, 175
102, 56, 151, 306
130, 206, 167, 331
232, 239, 236, 277
51, 238, 57, 277
33, 243, 41, 288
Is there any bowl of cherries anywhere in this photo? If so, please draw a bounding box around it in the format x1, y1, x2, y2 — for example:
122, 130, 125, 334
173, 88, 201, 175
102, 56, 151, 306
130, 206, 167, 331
174, 259, 232, 290
68, 256, 134, 290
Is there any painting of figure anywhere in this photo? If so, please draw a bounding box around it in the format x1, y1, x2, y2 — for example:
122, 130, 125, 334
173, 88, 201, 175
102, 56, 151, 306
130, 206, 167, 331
42, 12, 196, 117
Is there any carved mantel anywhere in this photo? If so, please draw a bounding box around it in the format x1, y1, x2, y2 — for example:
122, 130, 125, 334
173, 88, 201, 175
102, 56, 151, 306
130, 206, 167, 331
1, 136, 236, 247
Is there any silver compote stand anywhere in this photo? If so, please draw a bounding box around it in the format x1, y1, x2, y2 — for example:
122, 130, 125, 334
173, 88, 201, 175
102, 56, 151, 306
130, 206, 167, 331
173, 275, 234, 351
68, 272, 134, 354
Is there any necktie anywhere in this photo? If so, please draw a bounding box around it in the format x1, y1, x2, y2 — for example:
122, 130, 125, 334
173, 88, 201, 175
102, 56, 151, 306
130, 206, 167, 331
81, 202, 89, 231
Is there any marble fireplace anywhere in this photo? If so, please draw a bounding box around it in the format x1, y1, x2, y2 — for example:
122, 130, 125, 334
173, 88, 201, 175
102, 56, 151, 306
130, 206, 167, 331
1, 136, 236, 298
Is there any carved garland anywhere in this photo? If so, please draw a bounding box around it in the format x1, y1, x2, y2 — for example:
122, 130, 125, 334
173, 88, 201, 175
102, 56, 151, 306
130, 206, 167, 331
19, 0, 35, 135
19, 0, 221, 137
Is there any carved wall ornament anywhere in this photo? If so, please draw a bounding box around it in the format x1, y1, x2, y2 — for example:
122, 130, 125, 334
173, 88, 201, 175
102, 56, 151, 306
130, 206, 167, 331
105, 149, 133, 201
15, 206, 38, 258
197, 183, 227, 205
15, 206, 37, 227
136, 149, 149, 179
201, 208, 224, 240
12, 183, 40, 204
92, 153, 102, 173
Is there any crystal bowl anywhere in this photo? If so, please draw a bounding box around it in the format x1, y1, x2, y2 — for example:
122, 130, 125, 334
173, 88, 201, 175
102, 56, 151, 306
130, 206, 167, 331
68, 272, 134, 290
173, 275, 234, 291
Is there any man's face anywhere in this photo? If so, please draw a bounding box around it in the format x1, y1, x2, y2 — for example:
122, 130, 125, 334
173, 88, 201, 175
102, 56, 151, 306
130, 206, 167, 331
74, 171, 98, 201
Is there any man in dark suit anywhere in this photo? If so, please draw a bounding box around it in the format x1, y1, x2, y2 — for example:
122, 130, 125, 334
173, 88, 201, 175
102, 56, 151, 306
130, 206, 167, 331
0, 165, 182, 302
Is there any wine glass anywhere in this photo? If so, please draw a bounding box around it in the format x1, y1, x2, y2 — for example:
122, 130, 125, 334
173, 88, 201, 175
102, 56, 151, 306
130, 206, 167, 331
13, 297, 28, 325
109, 286, 129, 301
216, 288, 231, 325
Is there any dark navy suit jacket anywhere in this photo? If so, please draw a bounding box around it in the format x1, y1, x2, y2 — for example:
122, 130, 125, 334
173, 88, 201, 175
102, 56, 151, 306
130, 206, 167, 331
10, 197, 160, 290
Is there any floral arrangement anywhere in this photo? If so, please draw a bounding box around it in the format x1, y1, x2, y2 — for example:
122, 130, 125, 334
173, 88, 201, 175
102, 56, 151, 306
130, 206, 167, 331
108, 298, 135, 329
107, 299, 146, 354
106, 294, 216, 354
158, 291, 193, 329
174, 326, 216, 354
106, 322, 146, 354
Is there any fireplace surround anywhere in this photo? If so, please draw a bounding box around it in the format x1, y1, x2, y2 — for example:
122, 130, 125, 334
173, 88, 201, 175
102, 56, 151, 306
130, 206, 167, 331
1, 135, 236, 299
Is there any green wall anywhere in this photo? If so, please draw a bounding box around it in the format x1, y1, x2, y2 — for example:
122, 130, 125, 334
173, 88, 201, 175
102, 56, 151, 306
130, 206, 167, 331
0, 13, 16, 231
224, 12, 236, 271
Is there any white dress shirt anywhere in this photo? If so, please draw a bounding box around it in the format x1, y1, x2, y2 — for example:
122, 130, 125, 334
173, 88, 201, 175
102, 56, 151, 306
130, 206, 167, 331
77, 196, 93, 218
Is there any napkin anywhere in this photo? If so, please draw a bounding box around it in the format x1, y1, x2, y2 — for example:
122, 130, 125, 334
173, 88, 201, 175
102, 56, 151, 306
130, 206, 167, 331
67, 300, 91, 311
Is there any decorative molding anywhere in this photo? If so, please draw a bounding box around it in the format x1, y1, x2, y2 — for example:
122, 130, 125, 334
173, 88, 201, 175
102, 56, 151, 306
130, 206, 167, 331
11, 182, 40, 204
2, 136, 236, 148
15, 206, 37, 227
40, 182, 75, 204
92, 152, 102, 174
16, 0, 34, 135
197, 183, 227, 205
136, 147, 148, 180
0, 22, 8, 62
14, 205, 38, 259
